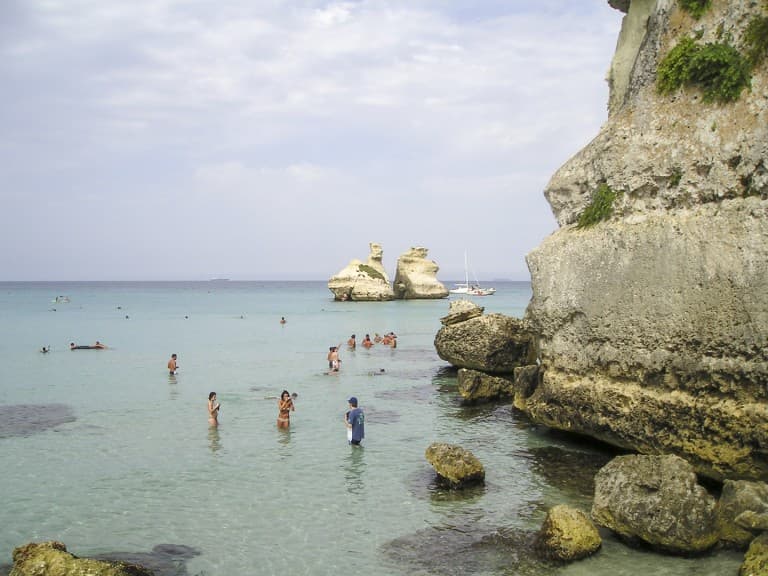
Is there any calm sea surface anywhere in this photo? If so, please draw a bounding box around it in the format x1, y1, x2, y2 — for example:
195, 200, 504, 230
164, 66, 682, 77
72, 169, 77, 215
0, 281, 741, 575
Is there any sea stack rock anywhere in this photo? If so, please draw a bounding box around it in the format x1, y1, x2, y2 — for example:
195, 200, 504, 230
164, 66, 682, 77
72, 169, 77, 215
392, 247, 448, 299
519, 0, 768, 481
327, 242, 395, 301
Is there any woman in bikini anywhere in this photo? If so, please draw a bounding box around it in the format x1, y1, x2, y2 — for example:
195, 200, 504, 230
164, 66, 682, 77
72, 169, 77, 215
208, 392, 221, 427
277, 390, 294, 428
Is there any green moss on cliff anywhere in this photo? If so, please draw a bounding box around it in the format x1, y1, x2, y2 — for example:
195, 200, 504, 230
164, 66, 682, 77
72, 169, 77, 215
679, 0, 711, 20
669, 167, 683, 187
744, 15, 768, 67
357, 264, 386, 282
657, 37, 752, 103
576, 183, 620, 229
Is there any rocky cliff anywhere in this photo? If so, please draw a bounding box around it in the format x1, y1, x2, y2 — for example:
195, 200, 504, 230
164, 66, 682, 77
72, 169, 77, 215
519, 0, 768, 481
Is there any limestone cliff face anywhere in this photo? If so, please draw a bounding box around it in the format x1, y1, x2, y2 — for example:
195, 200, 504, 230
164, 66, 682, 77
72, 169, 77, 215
392, 247, 449, 299
328, 242, 395, 301
521, 0, 768, 481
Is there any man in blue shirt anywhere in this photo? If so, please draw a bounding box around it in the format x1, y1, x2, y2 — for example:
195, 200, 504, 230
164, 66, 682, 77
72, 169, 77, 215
346, 396, 365, 445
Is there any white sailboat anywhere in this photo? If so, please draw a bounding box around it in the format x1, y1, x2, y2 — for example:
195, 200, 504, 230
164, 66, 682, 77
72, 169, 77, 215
449, 252, 496, 296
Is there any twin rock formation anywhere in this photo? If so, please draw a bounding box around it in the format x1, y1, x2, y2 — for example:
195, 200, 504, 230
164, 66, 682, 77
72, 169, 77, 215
327, 243, 448, 301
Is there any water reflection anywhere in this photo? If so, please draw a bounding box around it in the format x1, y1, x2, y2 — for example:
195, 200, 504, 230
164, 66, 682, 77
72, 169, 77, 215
208, 425, 222, 453
344, 445, 365, 495
167, 375, 178, 400
277, 425, 292, 454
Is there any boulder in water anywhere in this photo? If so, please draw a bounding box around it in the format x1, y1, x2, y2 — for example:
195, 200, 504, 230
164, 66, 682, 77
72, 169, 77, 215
425, 442, 485, 488
591, 454, 719, 554
535, 504, 601, 562
10, 541, 152, 576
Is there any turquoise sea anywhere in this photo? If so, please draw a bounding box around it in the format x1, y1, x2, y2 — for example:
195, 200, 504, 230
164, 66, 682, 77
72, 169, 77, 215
0, 281, 742, 575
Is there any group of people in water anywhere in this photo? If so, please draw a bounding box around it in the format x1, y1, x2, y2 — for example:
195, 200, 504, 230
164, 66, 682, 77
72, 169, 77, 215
347, 332, 397, 350
204, 387, 363, 445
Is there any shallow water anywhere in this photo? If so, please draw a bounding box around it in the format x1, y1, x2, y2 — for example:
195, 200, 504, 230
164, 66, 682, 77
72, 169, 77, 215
0, 282, 742, 575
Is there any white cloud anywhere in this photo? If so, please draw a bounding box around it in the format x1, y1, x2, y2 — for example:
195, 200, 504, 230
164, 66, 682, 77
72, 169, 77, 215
0, 0, 623, 280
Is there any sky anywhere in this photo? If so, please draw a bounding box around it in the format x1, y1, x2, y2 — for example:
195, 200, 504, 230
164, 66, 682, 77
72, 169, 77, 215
0, 1, 623, 281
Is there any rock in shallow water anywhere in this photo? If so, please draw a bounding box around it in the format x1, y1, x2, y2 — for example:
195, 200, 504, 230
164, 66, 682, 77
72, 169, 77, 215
10, 541, 152, 576
424, 442, 485, 488
591, 454, 719, 554
535, 504, 601, 562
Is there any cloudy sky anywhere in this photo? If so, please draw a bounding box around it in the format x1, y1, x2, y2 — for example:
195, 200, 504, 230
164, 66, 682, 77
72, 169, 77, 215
0, 1, 623, 281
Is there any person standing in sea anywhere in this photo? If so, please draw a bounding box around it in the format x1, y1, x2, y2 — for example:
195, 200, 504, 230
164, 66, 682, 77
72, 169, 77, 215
345, 396, 364, 446
277, 390, 295, 428
168, 353, 178, 375
208, 392, 220, 426
328, 345, 341, 372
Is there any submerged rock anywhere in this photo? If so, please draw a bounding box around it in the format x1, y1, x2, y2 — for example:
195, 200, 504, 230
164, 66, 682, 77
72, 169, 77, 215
535, 504, 601, 562
425, 442, 485, 488
392, 247, 448, 299
591, 455, 719, 554
0, 404, 76, 438
327, 242, 395, 301
383, 523, 547, 576
10, 541, 152, 576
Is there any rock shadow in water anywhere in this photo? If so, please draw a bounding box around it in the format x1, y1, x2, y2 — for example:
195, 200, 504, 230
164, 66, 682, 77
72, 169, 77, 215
406, 465, 488, 504
382, 523, 557, 576
518, 444, 617, 501
0, 404, 76, 439
94, 543, 200, 576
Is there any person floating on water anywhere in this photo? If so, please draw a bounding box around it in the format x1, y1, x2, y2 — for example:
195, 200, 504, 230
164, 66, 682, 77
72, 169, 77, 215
277, 390, 295, 428
208, 392, 221, 426
345, 396, 364, 446
280, 316, 286, 324
70, 342, 107, 350
168, 353, 178, 375
40, 346, 50, 354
